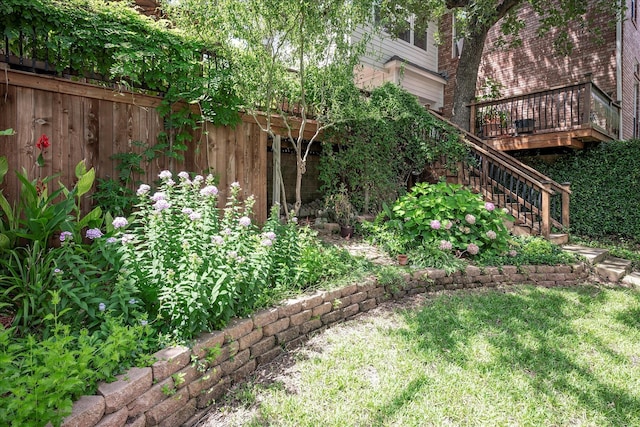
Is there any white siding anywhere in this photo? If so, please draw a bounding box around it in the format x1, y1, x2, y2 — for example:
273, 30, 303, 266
353, 22, 445, 110
353, 23, 439, 72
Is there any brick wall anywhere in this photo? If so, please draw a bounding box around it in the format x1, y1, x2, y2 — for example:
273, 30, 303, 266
60, 262, 589, 427
439, 2, 619, 123
621, 0, 640, 139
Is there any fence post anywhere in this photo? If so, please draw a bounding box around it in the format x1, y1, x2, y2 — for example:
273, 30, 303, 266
561, 182, 571, 230
541, 181, 551, 238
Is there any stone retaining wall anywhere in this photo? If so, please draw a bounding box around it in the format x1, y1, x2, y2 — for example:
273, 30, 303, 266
61, 262, 589, 427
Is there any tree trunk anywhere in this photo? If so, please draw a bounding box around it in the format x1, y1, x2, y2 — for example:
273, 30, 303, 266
294, 154, 305, 216
450, 23, 491, 131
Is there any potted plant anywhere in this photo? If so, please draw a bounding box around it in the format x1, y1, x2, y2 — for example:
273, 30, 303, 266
326, 185, 355, 238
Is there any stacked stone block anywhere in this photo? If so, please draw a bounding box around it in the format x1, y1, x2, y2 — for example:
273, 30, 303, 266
60, 262, 588, 426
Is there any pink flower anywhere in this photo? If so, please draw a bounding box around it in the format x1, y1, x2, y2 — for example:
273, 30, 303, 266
444, 221, 453, 230
239, 216, 251, 227
153, 199, 171, 211
200, 185, 218, 197
465, 214, 476, 225
439, 240, 453, 251
137, 184, 151, 196
59, 231, 73, 242
112, 217, 128, 229
485, 202, 495, 212
467, 243, 479, 255
86, 228, 103, 240
486, 230, 497, 240
430, 220, 441, 230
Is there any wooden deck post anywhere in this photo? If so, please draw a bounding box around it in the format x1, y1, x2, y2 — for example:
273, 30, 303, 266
541, 181, 551, 238
561, 182, 571, 230
469, 102, 477, 136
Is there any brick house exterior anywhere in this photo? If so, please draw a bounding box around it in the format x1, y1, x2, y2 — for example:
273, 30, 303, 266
438, 0, 640, 140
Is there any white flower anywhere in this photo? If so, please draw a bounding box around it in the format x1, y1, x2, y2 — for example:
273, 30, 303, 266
158, 170, 172, 180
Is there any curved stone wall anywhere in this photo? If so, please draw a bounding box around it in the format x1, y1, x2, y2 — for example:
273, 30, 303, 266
60, 263, 589, 427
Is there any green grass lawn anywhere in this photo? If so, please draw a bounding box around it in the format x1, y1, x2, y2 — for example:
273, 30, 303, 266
211, 285, 640, 427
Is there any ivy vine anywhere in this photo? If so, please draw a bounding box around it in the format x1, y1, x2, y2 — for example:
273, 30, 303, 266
0, 0, 241, 159
320, 83, 469, 213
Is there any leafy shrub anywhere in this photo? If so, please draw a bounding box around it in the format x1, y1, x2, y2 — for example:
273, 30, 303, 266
524, 140, 640, 242
476, 236, 579, 267
377, 181, 512, 258
0, 291, 154, 426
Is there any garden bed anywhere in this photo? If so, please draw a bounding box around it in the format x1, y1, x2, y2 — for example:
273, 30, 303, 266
61, 261, 589, 427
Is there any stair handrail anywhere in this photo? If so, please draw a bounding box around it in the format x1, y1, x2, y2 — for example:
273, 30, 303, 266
428, 111, 571, 237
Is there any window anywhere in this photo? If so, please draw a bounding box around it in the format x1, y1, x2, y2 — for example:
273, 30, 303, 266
413, 29, 427, 50
374, 3, 428, 51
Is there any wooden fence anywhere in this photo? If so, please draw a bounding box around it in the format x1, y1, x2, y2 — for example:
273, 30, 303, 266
0, 68, 316, 223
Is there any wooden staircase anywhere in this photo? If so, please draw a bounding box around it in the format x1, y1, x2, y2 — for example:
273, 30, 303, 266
429, 113, 571, 243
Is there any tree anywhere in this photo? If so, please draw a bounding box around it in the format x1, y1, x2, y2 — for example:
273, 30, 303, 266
162, 0, 374, 216
380, 0, 624, 131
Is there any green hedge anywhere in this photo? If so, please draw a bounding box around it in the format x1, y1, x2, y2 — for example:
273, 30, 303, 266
524, 140, 640, 241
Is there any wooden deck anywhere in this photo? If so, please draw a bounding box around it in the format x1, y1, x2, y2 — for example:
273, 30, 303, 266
470, 79, 620, 151
484, 125, 613, 151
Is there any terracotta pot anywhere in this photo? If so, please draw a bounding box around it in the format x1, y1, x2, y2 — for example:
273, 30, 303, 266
340, 225, 354, 239
397, 254, 408, 265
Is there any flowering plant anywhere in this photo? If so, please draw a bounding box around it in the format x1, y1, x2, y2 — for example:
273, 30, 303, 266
383, 181, 513, 258
115, 171, 304, 343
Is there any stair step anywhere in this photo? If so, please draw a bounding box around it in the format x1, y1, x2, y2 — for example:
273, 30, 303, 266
562, 245, 609, 264
595, 257, 633, 283
621, 272, 640, 288
549, 233, 569, 245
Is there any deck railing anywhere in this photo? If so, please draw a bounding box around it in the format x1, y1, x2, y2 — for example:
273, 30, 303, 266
469, 79, 620, 140
429, 112, 571, 238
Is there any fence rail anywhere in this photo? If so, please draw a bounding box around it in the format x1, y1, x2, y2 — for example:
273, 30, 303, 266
470, 79, 620, 140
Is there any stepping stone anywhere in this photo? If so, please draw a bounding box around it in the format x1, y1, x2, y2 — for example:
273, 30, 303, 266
595, 257, 633, 283
549, 233, 569, 245
562, 245, 609, 264
622, 272, 640, 288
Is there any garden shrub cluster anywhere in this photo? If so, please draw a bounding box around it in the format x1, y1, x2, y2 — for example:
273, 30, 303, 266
0, 162, 368, 426
366, 181, 512, 259
524, 140, 640, 243
364, 181, 578, 271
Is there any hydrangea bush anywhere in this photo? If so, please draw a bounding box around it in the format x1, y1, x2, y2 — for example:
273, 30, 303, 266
114, 171, 303, 343
377, 181, 513, 259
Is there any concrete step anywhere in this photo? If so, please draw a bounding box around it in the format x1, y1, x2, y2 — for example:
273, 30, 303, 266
595, 257, 633, 283
622, 272, 640, 288
549, 233, 569, 245
562, 245, 610, 264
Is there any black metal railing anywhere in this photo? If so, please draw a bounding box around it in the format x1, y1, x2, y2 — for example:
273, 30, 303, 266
428, 112, 571, 237
470, 79, 620, 140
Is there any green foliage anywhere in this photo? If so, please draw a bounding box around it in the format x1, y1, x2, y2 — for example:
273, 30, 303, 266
475, 235, 579, 267
0, 291, 154, 426
379, 181, 512, 258
525, 140, 640, 243
320, 83, 469, 213
166, 0, 375, 214
0, 0, 240, 126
